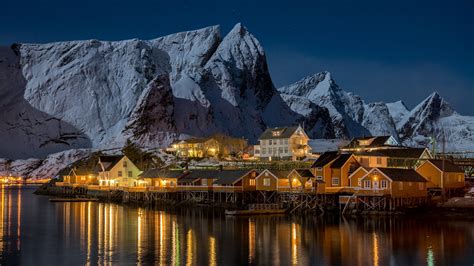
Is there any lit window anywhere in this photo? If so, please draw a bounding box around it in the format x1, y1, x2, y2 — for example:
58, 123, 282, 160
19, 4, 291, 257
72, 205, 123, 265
81, 176, 86, 181
364, 180, 371, 188
458, 175, 462, 182
409, 182, 412, 187
418, 183, 424, 190
263, 178, 270, 186
118, 171, 122, 177
250, 179, 256, 186
332, 177, 339, 186
381, 180, 388, 189
272, 131, 281, 137
357, 178, 362, 186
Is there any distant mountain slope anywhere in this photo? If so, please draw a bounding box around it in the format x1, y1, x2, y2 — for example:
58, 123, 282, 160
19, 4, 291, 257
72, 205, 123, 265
0, 23, 334, 159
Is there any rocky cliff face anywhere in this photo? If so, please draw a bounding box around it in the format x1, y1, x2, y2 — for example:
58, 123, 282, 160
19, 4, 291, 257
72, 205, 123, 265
1, 23, 335, 159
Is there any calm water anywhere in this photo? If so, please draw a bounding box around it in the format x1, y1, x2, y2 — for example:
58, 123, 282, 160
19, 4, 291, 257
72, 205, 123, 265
0, 185, 473, 265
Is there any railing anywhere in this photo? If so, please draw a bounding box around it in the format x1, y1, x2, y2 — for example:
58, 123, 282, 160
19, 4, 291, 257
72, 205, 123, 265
212, 186, 243, 193
354, 188, 390, 196
177, 186, 213, 192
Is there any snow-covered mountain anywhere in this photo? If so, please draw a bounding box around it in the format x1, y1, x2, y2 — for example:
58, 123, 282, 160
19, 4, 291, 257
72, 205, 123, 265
278, 71, 396, 138
1, 23, 334, 159
398, 92, 474, 151
279, 73, 474, 151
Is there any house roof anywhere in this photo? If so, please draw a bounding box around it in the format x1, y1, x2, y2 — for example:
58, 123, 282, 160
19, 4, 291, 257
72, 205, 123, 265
73, 168, 98, 176
212, 170, 257, 185
311, 151, 339, 168
376, 168, 427, 182
292, 169, 314, 178
181, 138, 207, 144
99, 155, 123, 171
427, 159, 464, 173
261, 170, 292, 179
330, 154, 353, 168
355, 148, 428, 159
343, 135, 400, 149
258, 126, 301, 140
139, 169, 185, 179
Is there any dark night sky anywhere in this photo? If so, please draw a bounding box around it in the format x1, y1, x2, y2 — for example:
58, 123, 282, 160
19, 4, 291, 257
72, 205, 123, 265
1, 0, 473, 114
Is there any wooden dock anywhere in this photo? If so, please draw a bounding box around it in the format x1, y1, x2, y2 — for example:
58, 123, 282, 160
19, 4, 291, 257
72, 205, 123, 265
49, 198, 100, 202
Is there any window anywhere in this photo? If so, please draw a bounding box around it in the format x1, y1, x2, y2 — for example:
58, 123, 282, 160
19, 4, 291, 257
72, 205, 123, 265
317, 167, 322, 171
202, 179, 208, 186
284, 139, 288, 145
278, 147, 283, 154
317, 176, 323, 180
263, 178, 271, 186
458, 175, 463, 182
409, 182, 413, 187
81, 176, 86, 181
284, 147, 288, 154
123, 161, 128, 168
418, 183, 424, 190
332, 177, 339, 186
364, 180, 371, 188
398, 182, 403, 190
118, 171, 122, 177
381, 180, 388, 189
376, 157, 382, 165
273, 147, 277, 154
128, 171, 132, 178
357, 178, 362, 186
262, 148, 266, 154
272, 131, 281, 137
250, 179, 256, 186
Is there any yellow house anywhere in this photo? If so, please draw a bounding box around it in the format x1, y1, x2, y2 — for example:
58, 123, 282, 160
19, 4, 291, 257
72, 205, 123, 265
340, 135, 400, 152
139, 169, 184, 190
287, 169, 323, 193
354, 148, 432, 169
255, 169, 292, 192
310, 152, 359, 194
416, 159, 465, 196
357, 168, 428, 198
63, 168, 98, 185
171, 138, 220, 158
97, 155, 142, 187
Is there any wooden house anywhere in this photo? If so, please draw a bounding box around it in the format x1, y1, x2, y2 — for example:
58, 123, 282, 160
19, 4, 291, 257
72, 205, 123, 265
310, 152, 359, 194
353, 148, 432, 169
357, 168, 428, 198
169, 138, 220, 158
255, 169, 292, 192
255, 125, 310, 161
212, 170, 259, 192
348, 166, 370, 188
97, 155, 142, 187
287, 169, 323, 193
63, 168, 98, 185
139, 169, 185, 191
177, 169, 219, 191
340, 135, 400, 152
416, 159, 465, 196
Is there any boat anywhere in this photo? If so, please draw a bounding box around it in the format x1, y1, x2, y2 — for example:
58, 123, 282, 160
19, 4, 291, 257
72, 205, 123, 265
225, 204, 286, 216
49, 198, 100, 202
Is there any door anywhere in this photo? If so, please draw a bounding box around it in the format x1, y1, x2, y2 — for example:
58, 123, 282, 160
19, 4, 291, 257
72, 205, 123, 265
373, 180, 379, 189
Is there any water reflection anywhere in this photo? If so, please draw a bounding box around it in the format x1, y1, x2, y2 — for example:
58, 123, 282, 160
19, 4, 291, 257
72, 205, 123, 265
0, 186, 472, 265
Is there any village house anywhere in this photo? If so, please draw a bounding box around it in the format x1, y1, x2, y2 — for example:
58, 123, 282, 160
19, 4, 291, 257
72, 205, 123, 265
254, 125, 310, 161
212, 169, 259, 192
97, 155, 142, 187
138, 169, 184, 191
355, 168, 428, 198
340, 135, 401, 152
167, 138, 220, 158
353, 147, 432, 169
62, 167, 98, 185
310, 152, 360, 194
177, 169, 219, 191
416, 159, 465, 196
255, 169, 292, 192
287, 169, 323, 193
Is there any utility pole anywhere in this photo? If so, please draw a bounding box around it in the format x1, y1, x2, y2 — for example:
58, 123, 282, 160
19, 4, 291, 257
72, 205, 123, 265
441, 129, 446, 201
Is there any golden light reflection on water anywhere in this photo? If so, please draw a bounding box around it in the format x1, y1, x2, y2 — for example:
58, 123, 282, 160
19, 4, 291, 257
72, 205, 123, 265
0, 187, 473, 265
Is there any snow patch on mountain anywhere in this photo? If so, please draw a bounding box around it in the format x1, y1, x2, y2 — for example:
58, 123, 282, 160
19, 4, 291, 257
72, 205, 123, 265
386, 100, 409, 128
362, 102, 398, 138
